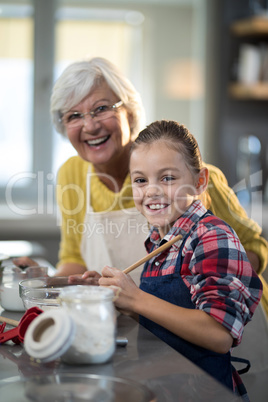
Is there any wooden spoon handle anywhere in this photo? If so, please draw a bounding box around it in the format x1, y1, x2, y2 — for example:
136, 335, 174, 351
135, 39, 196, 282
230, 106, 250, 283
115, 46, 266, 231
0, 316, 19, 327
123, 234, 182, 274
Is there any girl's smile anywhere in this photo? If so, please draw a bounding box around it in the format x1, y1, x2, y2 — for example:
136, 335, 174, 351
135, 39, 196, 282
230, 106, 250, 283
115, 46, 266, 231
130, 140, 206, 237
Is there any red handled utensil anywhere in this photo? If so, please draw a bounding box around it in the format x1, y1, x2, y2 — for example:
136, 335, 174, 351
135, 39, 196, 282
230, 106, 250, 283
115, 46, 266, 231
0, 307, 43, 345
0, 309, 128, 347
0, 234, 183, 345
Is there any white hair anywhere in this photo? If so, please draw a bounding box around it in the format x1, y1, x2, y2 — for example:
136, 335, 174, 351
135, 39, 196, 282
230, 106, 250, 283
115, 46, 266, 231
50, 57, 145, 139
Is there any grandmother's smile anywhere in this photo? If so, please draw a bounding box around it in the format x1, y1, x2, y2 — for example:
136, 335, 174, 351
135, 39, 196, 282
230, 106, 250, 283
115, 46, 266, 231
86, 135, 110, 147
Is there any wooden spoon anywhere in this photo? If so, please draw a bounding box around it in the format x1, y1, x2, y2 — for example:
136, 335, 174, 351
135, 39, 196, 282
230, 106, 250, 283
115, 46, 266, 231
123, 233, 182, 274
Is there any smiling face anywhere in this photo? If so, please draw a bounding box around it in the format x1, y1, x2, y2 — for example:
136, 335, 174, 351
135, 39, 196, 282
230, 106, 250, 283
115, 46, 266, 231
130, 140, 205, 238
64, 81, 132, 171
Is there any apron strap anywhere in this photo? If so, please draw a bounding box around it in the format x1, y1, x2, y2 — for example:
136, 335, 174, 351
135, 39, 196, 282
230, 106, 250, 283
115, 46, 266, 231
231, 356, 251, 375
176, 210, 213, 273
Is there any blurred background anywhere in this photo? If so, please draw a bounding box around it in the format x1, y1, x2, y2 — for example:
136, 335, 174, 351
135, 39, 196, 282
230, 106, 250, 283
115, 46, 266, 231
0, 0, 268, 267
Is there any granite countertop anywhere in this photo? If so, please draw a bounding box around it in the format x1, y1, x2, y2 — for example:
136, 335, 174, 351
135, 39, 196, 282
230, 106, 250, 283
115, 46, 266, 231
0, 308, 240, 402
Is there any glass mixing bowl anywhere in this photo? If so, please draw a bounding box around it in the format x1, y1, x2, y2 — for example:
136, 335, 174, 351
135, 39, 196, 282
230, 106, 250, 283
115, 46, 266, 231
19, 277, 75, 311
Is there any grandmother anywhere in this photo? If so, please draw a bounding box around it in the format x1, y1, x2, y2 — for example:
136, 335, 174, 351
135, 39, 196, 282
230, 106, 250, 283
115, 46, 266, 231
14, 57, 268, 306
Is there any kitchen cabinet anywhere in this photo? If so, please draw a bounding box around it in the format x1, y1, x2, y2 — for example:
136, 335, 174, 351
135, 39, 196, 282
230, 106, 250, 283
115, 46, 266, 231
229, 16, 268, 100
214, 2, 268, 218
229, 82, 268, 99
230, 16, 268, 36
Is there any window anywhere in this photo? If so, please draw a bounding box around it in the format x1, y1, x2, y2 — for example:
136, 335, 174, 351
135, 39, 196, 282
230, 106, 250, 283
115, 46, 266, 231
0, 3, 33, 186
0, 0, 144, 214
53, 7, 143, 175
0, 0, 207, 223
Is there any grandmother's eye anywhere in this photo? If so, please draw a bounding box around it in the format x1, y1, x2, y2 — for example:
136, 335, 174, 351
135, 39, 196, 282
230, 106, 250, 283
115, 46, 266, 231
94, 105, 109, 115
67, 112, 82, 122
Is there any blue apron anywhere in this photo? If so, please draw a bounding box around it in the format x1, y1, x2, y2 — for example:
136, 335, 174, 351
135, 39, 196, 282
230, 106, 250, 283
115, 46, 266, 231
139, 212, 234, 391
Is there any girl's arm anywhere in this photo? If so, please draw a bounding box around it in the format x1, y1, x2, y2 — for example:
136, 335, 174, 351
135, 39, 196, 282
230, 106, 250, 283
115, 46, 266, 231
99, 266, 233, 354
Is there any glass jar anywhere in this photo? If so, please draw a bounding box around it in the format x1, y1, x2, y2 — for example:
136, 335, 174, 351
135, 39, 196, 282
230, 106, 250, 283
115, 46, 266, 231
24, 286, 116, 364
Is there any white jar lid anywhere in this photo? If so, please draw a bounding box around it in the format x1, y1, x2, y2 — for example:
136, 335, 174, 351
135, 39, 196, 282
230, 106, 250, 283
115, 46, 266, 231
24, 309, 75, 362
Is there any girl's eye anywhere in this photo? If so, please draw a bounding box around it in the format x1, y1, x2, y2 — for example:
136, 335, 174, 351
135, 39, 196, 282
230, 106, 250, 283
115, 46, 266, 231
162, 176, 175, 182
133, 178, 146, 184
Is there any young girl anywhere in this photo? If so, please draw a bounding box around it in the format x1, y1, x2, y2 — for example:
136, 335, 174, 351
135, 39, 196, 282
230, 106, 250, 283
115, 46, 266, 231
98, 120, 263, 400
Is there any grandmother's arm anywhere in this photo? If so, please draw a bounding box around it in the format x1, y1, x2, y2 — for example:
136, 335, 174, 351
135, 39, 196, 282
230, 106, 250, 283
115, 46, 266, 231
54, 262, 86, 276
205, 163, 268, 274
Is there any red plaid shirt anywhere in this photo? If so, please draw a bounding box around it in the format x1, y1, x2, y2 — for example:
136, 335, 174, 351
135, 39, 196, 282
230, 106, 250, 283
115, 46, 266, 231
143, 200, 263, 345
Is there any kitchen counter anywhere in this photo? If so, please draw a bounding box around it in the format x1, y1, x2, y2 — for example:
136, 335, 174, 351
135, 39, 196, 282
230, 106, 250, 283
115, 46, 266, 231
0, 308, 240, 401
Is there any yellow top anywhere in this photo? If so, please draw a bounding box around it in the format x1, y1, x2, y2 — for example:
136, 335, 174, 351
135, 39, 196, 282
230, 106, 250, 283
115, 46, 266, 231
57, 156, 268, 273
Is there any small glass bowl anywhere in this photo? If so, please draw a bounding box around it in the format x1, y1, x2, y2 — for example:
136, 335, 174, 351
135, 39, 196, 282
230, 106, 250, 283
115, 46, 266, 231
19, 277, 72, 311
